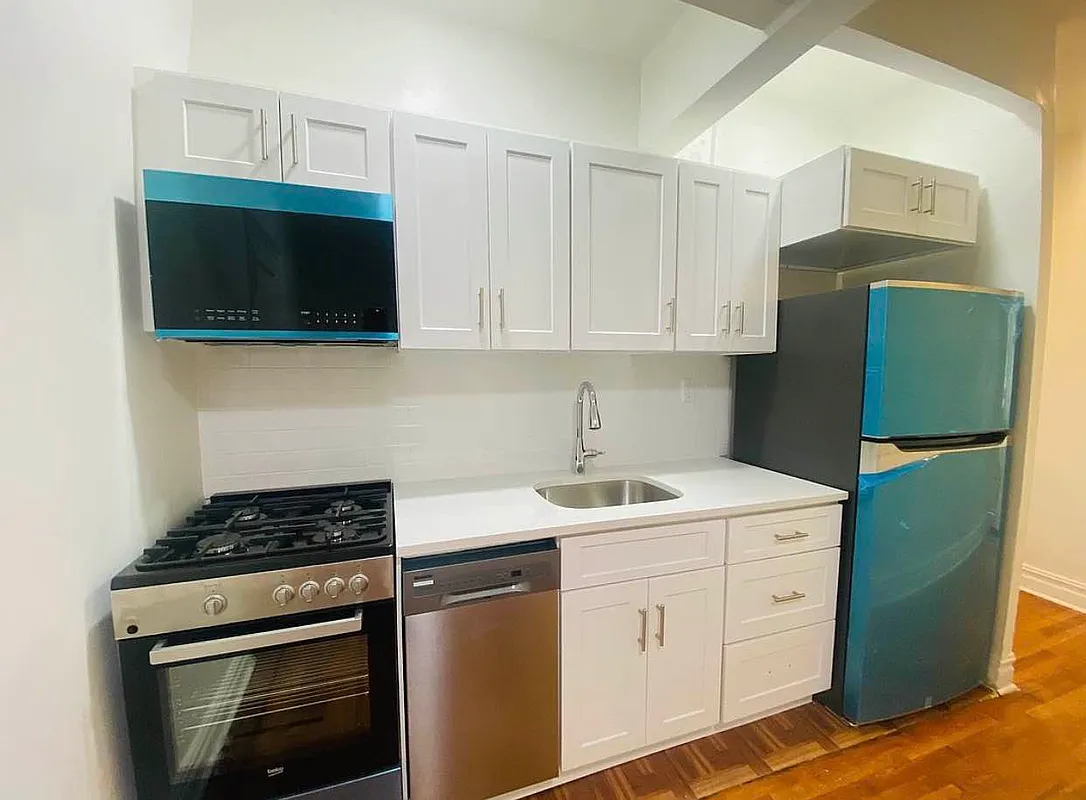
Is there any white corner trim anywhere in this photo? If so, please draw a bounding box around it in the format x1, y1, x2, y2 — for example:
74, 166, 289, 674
988, 651, 1018, 696
1020, 564, 1086, 614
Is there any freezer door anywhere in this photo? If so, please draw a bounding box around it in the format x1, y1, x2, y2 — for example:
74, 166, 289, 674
841, 440, 1008, 724
862, 283, 1023, 438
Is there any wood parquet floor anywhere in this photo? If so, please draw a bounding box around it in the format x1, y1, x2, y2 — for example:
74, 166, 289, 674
532, 593, 1086, 800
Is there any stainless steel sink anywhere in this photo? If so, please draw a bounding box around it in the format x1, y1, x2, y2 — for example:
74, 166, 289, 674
535, 477, 681, 509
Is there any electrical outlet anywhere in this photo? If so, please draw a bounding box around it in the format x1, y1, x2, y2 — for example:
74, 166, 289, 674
681, 379, 693, 403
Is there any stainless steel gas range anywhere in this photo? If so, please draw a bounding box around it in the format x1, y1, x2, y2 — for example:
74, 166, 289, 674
111, 481, 402, 800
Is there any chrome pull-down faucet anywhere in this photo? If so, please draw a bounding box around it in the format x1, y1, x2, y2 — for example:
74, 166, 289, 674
573, 380, 604, 474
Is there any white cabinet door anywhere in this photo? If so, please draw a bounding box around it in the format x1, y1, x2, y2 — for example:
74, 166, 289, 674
571, 145, 678, 351
279, 94, 391, 193
676, 162, 734, 353
487, 130, 571, 350
561, 580, 649, 771
844, 148, 921, 236
393, 114, 490, 349
729, 173, 780, 354
133, 71, 281, 181
645, 568, 725, 744
916, 164, 979, 243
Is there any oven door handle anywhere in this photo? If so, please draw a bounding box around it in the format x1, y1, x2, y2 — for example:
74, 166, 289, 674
148, 612, 363, 667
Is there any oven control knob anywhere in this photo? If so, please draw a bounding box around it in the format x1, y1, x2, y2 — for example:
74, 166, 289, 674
203, 594, 227, 616
299, 580, 320, 603
349, 573, 370, 596
273, 584, 296, 607
324, 577, 346, 599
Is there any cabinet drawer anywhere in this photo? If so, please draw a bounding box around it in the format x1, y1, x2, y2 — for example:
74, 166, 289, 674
561, 520, 725, 590
726, 505, 842, 564
724, 549, 839, 643
721, 620, 834, 724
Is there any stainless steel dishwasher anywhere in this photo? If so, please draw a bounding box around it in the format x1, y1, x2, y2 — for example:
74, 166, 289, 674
402, 540, 560, 800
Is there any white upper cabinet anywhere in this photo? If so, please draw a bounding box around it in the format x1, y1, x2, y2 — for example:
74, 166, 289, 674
916, 162, 980, 243
645, 568, 724, 744
676, 163, 734, 353
729, 173, 780, 354
561, 580, 649, 771
845, 148, 922, 236
487, 130, 571, 351
279, 94, 391, 193
571, 145, 678, 351
393, 114, 491, 350
133, 71, 281, 181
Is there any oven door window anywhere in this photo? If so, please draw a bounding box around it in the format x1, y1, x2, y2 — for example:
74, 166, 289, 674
153, 607, 399, 799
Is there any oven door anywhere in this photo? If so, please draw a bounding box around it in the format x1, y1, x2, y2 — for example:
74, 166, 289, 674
118, 602, 401, 800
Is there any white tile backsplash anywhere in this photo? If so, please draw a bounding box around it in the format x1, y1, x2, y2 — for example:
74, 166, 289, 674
197, 348, 732, 494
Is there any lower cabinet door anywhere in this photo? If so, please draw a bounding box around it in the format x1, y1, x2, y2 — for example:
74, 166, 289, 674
561, 580, 649, 770
646, 568, 725, 744
721, 620, 835, 724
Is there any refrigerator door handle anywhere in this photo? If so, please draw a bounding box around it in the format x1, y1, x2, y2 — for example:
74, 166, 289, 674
859, 437, 1008, 475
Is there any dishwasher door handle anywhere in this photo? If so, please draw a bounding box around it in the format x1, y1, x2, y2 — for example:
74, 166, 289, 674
440, 582, 529, 607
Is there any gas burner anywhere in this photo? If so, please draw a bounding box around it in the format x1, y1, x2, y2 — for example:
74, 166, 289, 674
233, 506, 265, 523
198, 532, 243, 557
328, 499, 362, 517
316, 520, 356, 544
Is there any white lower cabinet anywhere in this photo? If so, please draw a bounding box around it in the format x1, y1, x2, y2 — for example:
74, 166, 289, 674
721, 620, 835, 724
561, 567, 724, 771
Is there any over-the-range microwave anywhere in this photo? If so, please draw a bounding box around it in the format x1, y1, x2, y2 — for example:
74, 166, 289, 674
141, 170, 398, 344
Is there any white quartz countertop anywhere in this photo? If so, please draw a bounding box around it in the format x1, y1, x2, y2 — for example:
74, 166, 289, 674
394, 459, 847, 558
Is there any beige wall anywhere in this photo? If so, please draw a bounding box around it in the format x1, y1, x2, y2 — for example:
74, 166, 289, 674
1020, 14, 1086, 609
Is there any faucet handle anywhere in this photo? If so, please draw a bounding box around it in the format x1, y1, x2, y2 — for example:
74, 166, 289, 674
584, 448, 606, 459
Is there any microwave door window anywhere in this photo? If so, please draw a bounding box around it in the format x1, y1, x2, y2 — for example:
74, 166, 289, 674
146, 202, 253, 330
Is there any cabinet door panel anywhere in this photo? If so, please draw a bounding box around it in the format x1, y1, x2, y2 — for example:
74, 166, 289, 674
279, 94, 391, 193
677, 163, 733, 353
488, 131, 570, 350
917, 164, 979, 243
571, 145, 678, 351
393, 114, 490, 349
844, 149, 921, 236
730, 173, 780, 354
561, 581, 649, 770
646, 568, 725, 744
134, 71, 281, 181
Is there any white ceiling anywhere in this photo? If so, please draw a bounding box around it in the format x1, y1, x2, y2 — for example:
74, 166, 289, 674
756, 45, 924, 112
390, 0, 688, 59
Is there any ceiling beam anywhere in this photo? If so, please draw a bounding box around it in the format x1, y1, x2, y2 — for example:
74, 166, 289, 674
639, 0, 880, 153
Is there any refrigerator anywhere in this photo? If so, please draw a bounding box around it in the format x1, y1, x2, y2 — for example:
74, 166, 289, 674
733, 280, 1023, 724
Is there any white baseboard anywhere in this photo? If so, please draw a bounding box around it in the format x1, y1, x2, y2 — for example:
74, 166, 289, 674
988, 652, 1018, 696
1021, 564, 1086, 613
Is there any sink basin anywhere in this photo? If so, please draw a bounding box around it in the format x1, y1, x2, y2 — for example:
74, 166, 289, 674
535, 477, 682, 509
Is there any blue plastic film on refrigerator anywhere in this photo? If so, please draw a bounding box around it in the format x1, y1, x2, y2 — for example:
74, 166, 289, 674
862, 285, 1023, 438
842, 443, 1009, 723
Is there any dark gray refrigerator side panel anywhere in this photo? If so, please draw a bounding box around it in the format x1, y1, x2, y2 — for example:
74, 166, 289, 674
732, 286, 869, 715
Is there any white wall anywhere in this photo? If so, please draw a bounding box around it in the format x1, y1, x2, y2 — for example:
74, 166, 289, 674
199, 348, 732, 494
187, 0, 643, 148
0, 2, 202, 798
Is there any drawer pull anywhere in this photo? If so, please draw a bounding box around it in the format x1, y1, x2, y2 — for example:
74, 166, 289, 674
774, 530, 811, 542
771, 590, 807, 604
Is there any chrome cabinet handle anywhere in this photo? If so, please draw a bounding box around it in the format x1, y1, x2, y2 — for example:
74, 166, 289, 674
290, 112, 299, 166
477, 287, 485, 329
910, 178, 923, 213
498, 288, 506, 330
924, 178, 938, 214
259, 108, 269, 162
655, 604, 666, 648
665, 299, 676, 333
733, 301, 745, 335
771, 590, 807, 604
149, 612, 362, 666
774, 530, 810, 542
720, 302, 731, 335
638, 608, 648, 653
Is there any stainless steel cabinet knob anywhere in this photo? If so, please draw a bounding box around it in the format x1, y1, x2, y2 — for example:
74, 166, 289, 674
299, 580, 320, 603
349, 574, 370, 596
273, 584, 296, 607
202, 594, 227, 616
324, 576, 346, 598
